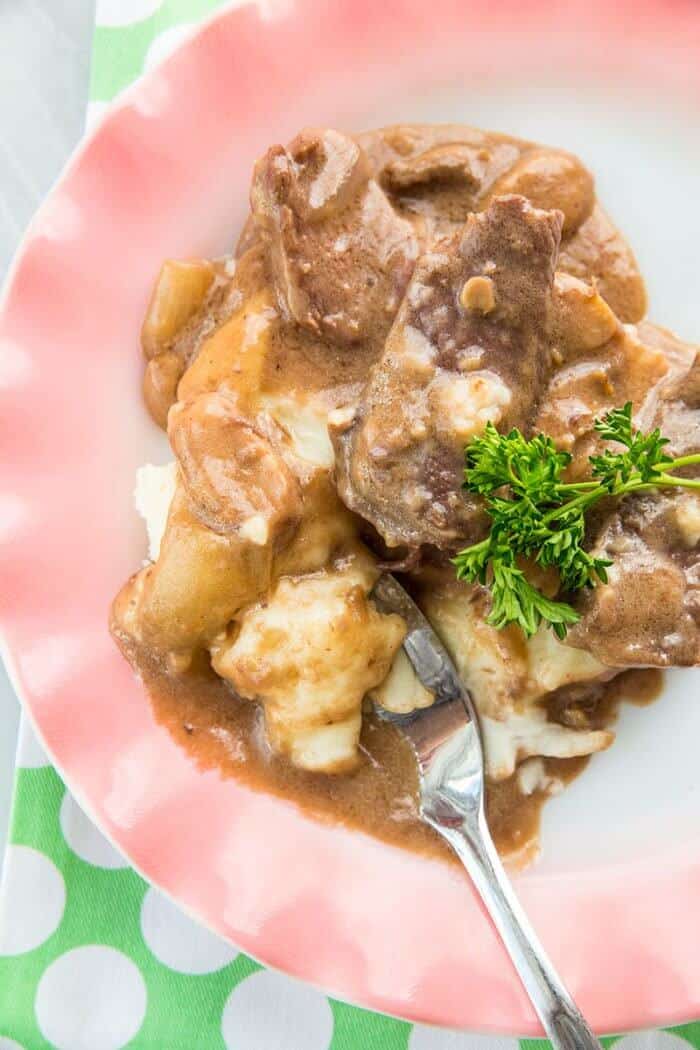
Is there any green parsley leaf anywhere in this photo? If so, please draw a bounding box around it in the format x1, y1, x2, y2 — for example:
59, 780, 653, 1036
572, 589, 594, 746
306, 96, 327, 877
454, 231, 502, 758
452, 404, 700, 638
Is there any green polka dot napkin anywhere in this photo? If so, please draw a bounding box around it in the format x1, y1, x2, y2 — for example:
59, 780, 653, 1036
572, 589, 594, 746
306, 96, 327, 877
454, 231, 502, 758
1, 2, 700, 1047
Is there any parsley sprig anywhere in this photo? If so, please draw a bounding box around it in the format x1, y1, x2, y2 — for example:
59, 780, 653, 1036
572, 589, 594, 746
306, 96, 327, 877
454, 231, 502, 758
453, 403, 700, 639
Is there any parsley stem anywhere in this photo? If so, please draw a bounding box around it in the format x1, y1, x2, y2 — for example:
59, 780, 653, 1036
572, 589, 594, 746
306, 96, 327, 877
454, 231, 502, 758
654, 474, 700, 490
544, 465, 700, 525
667, 453, 700, 470
542, 489, 600, 525
556, 481, 599, 492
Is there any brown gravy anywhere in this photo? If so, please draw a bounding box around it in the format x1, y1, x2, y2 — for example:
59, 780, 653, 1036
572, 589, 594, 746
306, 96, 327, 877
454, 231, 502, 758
117, 124, 678, 867
136, 648, 662, 865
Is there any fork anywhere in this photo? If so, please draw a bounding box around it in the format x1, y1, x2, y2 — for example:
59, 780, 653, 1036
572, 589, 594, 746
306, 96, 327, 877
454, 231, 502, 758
371, 574, 603, 1050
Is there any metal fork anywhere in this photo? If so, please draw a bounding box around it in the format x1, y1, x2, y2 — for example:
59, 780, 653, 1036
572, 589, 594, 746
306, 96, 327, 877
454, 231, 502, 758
371, 574, 602, 1050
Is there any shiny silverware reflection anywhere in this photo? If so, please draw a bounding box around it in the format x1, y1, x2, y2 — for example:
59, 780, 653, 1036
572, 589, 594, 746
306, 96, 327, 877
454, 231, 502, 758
371, 574, 603, 1050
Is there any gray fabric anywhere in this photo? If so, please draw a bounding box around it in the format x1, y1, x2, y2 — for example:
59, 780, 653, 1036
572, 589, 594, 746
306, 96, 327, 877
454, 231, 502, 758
0, 0, 94, 868
0, 0, 94, 279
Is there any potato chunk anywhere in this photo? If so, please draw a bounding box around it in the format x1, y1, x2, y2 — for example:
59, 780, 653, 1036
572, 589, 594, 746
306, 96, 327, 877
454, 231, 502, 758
141, 259, 215, 359
176, 287, 275, 406
143, 351, 185, 428
211, 559, 405, 772
129, 486, 274, 653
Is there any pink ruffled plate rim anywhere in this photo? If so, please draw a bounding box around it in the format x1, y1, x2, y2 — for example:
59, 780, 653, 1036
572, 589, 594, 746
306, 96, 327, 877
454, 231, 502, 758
1, 0, 699, 1035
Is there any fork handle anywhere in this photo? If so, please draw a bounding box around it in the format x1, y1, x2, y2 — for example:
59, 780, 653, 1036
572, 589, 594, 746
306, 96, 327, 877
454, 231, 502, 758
434, 813, 602, 1050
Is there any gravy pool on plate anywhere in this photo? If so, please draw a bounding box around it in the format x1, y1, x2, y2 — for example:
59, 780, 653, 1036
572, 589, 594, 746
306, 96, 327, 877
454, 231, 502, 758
111, 124, 698, 864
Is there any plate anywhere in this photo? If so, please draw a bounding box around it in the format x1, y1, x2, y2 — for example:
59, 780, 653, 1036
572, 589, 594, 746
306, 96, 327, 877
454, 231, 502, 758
1, 0, 699, 1035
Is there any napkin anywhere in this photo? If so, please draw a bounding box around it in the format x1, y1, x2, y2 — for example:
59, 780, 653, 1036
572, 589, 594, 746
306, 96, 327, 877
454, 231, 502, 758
1, 2, 699, 1047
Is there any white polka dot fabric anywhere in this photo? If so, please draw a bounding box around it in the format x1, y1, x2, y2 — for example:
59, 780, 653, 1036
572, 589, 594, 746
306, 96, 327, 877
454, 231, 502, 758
0, 845, 65, 955
221, 971, 335, 1050
409, 1030, 520, 1050
36, 946, 147, 1050
59, 793, 129, 870
140, 887, 238, 974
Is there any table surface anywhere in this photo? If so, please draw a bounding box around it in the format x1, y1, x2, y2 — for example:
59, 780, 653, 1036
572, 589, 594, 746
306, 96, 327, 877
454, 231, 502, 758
0, 0, 94, 870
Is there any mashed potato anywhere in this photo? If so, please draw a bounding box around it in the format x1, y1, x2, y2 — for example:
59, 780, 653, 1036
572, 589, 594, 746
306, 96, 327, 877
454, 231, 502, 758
134, 462, 177, 561
211, 560, 405, 772
420, 580, 608, 719
134, 461, 615, 780
415, 578, 614, 778
481, 709, 612, 780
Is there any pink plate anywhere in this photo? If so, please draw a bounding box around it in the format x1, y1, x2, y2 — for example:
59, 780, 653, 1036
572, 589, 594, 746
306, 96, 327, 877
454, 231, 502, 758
2, 0, 700, 1035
